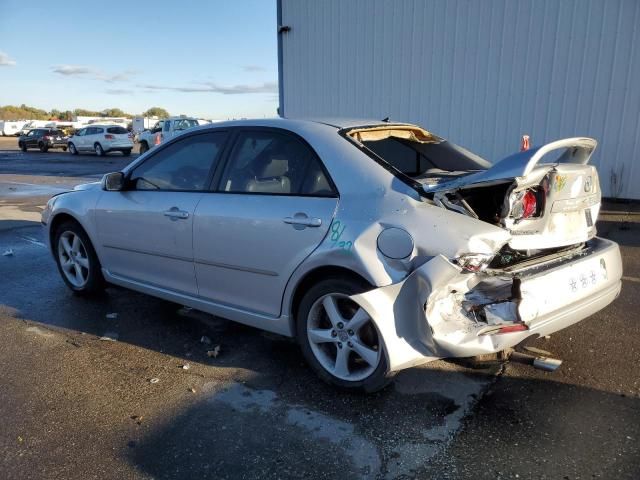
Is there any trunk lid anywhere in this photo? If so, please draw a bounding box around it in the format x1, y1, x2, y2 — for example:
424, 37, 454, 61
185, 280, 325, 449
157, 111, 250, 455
423, 138, 600, 250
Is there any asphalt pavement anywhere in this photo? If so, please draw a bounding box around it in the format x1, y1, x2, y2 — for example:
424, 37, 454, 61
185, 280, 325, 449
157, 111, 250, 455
0, 139, 638, 479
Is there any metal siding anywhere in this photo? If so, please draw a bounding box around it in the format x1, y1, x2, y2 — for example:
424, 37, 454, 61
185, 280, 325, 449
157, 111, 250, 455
280, 0, 640, 199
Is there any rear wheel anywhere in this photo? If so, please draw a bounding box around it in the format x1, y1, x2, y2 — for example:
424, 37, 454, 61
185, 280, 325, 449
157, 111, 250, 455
68, 143, 78, 155
296, 277, 393, 392
62, 146, 67, 152
53, 221, 105, 295
94, 143, 105, 156
39, 142, 48, 152
19, 142, 27, 152
122, 149, 132, 156
138, 141, 149, 155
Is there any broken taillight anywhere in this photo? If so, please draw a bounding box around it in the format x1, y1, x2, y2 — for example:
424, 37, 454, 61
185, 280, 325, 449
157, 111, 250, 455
521, 190, 537, 218
455, 253, 495, 272
512, 189, 539, 220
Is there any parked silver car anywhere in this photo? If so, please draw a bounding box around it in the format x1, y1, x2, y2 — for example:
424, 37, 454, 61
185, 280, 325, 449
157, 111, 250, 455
42, 118, 622, 391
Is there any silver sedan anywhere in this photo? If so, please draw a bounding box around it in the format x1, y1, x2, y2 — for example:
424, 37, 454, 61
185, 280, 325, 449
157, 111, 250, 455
42, 118, 622, 392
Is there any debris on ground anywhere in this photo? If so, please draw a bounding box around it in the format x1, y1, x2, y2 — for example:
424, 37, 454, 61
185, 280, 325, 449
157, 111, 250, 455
206, 345, 221, 358
105, 313, 118, 319
149, 378, 160, 384
181, 364, 190, 370
130, 415, 143, 425
99, 332, 119, 341
200, 335, 212, 345
2, 249, 14, 257
189, 387, 196, 393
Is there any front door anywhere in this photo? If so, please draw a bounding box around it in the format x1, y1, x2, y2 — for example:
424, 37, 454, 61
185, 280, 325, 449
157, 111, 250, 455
193, 128, 338, 317
95, 130, 228, 295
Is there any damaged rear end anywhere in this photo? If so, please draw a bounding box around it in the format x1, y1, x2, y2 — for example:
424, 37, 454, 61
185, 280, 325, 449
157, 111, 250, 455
345, 127, 622, 372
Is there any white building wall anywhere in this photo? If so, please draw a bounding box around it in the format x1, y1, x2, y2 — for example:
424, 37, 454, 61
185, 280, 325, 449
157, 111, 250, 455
279, 0, 640, 199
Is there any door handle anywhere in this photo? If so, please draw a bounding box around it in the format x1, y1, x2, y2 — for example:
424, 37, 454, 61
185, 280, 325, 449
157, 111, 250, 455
284, 213, 322, 228
163, 207, 190, 220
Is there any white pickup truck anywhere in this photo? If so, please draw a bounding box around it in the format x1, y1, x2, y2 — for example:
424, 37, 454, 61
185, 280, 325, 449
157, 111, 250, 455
136, 116, 199, 154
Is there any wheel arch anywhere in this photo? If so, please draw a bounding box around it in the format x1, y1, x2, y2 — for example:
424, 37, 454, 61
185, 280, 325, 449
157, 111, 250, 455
288, 265, 373, 334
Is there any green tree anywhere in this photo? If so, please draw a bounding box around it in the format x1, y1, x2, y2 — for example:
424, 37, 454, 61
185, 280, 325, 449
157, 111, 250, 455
142, 107, 170, 118
73, 108, 103, 117
102, 108, 129, 118
0, 104, 49, 120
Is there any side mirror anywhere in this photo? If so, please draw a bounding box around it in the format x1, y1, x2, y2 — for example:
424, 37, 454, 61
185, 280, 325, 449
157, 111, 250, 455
102, 172, 125, 191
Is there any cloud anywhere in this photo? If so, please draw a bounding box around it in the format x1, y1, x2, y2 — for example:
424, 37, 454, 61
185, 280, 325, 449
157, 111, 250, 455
242, 65, 267, 72
0, 51, 17, 66
106, 88, 133, 95
51, 65, 137, 82
136, 81, 278, 95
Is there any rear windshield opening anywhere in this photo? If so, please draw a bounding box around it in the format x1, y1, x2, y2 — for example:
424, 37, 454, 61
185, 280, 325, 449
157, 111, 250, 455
107, 126, 128, 134
347, 126, 491, 178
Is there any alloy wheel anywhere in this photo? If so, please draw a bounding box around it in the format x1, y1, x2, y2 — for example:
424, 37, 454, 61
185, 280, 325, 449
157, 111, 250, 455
57, 231, 90, 288
307, 293, 381, 381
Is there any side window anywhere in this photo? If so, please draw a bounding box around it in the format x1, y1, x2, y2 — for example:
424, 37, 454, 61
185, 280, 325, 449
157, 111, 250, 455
163, 121, 171, 132
26, 130, 34, 137
76, 129, 85, 136
95, 128, 103, 134
219, 131, 334, 196
85, 127, 95, 135
130, 132, 227, 191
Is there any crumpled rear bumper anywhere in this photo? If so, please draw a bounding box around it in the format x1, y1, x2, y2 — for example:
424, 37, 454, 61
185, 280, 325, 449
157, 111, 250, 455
351, 237, 622, 372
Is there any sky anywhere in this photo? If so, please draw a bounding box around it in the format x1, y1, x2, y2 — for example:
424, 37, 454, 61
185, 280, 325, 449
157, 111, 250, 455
0, 0, 278, 119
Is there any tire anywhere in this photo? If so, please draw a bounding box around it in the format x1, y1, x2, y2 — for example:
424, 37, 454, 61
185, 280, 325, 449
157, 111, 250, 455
62, 146, 67, 152
94, 143, 105, 156
53, 220, 105, 295
68, 143, 78, 155
39, 142, 48, 153
122, 149, 132, 156
19, 142, 27, 152
296, 277, 394, 392
138, 141, 149, 155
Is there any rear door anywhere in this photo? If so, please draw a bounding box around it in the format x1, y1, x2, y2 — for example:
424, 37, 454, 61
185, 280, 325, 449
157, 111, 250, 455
95, 131, 228, 295
193, 128, 338, 317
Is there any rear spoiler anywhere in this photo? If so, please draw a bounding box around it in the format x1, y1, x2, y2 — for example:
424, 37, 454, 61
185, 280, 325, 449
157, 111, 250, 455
424, 137, 597, 193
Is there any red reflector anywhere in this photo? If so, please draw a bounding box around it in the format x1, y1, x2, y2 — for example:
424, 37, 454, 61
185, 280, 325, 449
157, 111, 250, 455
522, 191, 537, 218
498, 324, 529, 334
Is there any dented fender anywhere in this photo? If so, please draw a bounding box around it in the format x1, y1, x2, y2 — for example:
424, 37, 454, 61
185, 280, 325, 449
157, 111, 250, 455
350, 255, 462, 372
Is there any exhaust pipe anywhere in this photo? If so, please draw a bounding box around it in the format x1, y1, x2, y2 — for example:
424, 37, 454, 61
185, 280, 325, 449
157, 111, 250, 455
509, 351, 563, 372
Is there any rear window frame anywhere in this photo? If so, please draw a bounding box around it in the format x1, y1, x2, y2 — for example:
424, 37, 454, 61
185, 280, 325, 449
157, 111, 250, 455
106, 126, 128, 135
338, 126, 425, 194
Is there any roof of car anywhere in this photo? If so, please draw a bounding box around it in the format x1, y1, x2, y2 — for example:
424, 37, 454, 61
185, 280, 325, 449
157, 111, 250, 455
193, 117, 414, 131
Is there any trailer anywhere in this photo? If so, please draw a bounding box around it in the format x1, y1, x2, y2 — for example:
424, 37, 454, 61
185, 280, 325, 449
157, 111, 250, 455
0, 120, 27, 136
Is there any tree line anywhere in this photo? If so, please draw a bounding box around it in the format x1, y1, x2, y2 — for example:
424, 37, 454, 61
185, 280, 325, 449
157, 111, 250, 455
0, 104, 170, 121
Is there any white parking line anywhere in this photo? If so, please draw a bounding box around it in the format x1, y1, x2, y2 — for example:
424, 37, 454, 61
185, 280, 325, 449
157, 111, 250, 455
622, 276, 640, 284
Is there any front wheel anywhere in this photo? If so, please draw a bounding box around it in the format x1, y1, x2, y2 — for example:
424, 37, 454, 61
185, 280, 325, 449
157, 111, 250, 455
68, 143, 78, 155
39, 142, 48, 152
94, 143, 105, 156
138, 141, 149, 155
296, 277, 393, 392
19, 142, 27, 152
53, 221, 105, 294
